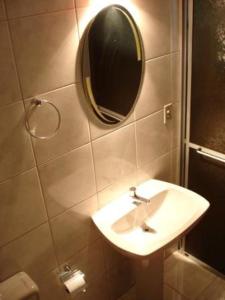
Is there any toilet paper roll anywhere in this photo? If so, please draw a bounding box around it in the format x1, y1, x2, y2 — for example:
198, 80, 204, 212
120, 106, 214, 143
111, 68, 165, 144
63, 272, 86, 295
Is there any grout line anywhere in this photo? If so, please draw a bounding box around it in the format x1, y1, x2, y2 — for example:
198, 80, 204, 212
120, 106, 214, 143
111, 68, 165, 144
145, 50, 181, 63
4, 6, 39, 182
135, 107, 164, 123
89, 117, 136, 142
0, 99, 23, 110
0, 103, 180, 190
74, 0, 81, 40
5, 7, 76, 22
37, 141, 91, 168
24, 117, 62, 267
134, 118, 139, 177
96, 159, 141, 198
4, 9, 24, 101
164, 252, 224, 300
137, 150, 172, 171
6, 17, 65, 267
1, 0, 6, 20
0, 121, 139, 186
0, 166, 36, 185
0, 82, 82, 111
60, 235, 101, 267
35, 163, 61, 266
194, 278, 217, 300
165, 282, 189, 299
0, 220, 48, 251
164, 283, 189, 299
48, 190, 97, 221
88, 131, 99, 207
90, 120, 135, 143
23, 82, 81, 102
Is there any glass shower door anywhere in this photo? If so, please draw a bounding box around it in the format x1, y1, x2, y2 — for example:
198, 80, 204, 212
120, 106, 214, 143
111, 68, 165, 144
185, 0, 225, 275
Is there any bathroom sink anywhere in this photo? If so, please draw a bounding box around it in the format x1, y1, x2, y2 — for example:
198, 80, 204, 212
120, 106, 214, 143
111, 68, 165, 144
92, 180, 209, 258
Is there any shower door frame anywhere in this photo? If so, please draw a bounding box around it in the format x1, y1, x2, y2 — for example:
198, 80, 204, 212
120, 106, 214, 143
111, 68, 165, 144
181, 0, 225, 277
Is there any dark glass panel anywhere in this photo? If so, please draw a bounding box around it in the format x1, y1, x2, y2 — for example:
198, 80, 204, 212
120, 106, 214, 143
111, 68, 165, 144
190, 0, 225, 154
186, 149, 225, 274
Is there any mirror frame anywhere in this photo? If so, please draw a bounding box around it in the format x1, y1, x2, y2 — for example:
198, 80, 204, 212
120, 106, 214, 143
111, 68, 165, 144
81, 4, 145, 126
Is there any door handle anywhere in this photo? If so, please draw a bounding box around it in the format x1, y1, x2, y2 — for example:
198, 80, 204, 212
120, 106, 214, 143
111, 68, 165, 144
196, 148, 225, 164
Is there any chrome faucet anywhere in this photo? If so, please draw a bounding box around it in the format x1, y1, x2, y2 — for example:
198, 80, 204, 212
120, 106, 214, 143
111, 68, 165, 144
129, 186, 150, 203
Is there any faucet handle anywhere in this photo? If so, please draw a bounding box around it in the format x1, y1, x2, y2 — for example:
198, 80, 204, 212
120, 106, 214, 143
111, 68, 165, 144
129, 186, 137, 197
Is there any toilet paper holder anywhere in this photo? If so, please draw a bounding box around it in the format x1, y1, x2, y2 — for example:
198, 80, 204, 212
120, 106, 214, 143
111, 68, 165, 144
59, 264, 87, 294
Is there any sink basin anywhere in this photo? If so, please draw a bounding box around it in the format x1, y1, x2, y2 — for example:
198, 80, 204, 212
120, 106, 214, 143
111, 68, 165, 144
92, 179, 209, 258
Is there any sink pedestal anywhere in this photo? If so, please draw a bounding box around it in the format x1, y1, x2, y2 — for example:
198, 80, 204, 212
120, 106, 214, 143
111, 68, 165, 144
134, 250, 164, 300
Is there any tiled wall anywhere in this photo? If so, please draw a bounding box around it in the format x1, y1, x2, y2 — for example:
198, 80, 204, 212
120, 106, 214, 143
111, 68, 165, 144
0, 0, 182, 299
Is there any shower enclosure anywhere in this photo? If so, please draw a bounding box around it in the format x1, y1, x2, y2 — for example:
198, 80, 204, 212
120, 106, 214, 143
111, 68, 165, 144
183, 0, 225, 275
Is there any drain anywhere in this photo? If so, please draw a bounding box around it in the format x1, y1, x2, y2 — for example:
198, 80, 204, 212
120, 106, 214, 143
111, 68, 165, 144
141, 224, 157, 233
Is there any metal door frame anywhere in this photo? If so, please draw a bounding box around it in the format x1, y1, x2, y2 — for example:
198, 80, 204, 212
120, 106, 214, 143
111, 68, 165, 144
182, 0, 225, 187
181, 0, 225, 278
180, 0, 192, 189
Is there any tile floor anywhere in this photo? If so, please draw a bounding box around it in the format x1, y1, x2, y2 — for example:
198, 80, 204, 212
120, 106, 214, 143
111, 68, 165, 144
118, 251, 225, 300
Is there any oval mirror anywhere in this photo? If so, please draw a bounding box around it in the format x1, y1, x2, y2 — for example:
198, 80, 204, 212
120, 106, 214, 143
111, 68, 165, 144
82, 5, 144, 125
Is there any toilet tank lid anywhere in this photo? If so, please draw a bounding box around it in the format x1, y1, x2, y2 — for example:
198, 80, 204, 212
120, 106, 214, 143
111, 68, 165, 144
0, 272, 39, 300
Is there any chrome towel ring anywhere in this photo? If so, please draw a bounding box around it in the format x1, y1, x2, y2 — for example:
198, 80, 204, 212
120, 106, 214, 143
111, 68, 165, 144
25, 98, 61, 140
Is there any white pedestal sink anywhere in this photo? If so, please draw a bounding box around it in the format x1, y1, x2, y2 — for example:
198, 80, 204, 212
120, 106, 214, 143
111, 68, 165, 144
92, 180, 210, 299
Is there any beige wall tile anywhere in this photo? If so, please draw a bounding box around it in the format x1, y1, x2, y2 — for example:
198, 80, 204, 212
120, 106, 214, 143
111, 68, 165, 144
75, 0, 91, 8
76, 0, 173, 60
164, 285, 187, 300
67, 239, 105, 284
50, 195, 99, 262
0, 223, 57, 282
92, 124, 137, 191
172, 101, 181, 149
10, 10, 79, 98
26, 84, 90, 165
196, 278, 225, 300
5, 0, 74, 19
0, 0, 6, 20
0, 168, 47, 247
135, 55, 172, 120
136, 152, 171, 185
0, 22, 21, 107
133, 0, 171, 60
136, 111, 172, 168
89, 113, 134, 141
171, 147, 180, 185
119, 284, 187, 300
0, 102, 35, 182
75, 7, 91, 39
164, 252, 216, 299
170, 0, 183, 53
39, 144, 96, 218
0, 1, 182, 300
76, 1, 141, 38
97, 171, 137, 208
171, 52, 182, 103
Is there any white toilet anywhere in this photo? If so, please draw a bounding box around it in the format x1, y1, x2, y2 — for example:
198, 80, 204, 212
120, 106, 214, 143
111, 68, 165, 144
0, 272, 39, 300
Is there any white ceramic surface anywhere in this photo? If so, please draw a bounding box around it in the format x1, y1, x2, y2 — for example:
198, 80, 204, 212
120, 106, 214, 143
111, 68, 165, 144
92, 179, 209, 258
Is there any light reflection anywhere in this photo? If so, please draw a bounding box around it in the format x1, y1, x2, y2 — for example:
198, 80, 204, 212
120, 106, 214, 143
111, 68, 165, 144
209, 0, 225, 63
78, 0, 141, 38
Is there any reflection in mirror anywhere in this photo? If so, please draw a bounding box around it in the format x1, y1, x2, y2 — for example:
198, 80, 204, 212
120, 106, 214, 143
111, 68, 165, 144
82, 5, 144, 125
